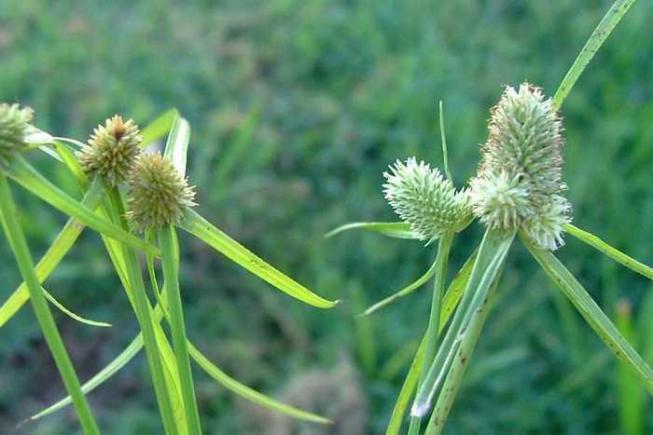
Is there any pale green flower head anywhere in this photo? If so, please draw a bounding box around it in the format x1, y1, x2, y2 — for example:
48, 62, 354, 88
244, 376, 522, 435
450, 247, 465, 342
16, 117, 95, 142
471, 82, 571, 250
126, 152, 196, 232
0, 103, 34, 168
383, 157, 472, 241
78, 115, 142, 186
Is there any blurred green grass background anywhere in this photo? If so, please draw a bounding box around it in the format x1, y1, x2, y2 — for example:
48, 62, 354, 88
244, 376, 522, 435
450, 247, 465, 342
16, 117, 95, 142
1, 0, 652, 433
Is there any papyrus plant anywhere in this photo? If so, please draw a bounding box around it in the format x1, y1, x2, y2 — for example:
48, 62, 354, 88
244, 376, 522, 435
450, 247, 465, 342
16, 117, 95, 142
0, 108, 336, 433
328, 1, 651, 433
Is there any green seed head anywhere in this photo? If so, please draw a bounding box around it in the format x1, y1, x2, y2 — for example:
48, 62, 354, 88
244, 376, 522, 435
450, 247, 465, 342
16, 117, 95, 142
78, 115, 142, 186
383, 158, 472, 241
126, 152, 196, 231
0, 103, 34, 168
470, 83, 571, 250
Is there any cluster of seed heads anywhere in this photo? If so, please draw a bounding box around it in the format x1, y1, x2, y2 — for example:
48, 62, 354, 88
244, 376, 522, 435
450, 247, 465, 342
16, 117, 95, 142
382, 83, 571, 250
79, 115, 196, 231
0, 103, 34, 168
470, 83, 571, 250
384, 158, 472, 241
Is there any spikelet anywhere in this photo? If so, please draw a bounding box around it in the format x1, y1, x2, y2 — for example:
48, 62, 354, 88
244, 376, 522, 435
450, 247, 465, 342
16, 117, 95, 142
78, 115, 142, 186
470, 83, 571, 250
383, 158, 471, 241
0, 103, 34, 168
126, 153, 196, 231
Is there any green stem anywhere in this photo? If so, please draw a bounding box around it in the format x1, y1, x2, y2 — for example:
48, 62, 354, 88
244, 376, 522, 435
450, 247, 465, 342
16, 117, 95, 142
408, 233, 454, 435
158, 226, 203, 434
121, 235, 179, 435
424, 270, 504, 435
0, 173, 100, 435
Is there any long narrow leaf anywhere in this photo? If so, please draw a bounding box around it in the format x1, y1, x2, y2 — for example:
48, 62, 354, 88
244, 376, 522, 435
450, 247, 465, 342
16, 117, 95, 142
27, 335, 144, 422
325, 222, 417, 240
180, 209, 337, 308
42, 287, 111, 328
189, 343, 331, 424
553, 0, 638, 109
526, 240, 653, 392
0, 179, 105, 328
163, 116, 191, 177
5, 157, 157, 256
565, 223, 653, 280
363, 258, 439, 316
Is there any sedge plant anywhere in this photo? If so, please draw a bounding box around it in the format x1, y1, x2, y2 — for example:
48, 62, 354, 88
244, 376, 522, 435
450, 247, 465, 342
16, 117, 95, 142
0, 108, 337, 433
328, 0, 651, 433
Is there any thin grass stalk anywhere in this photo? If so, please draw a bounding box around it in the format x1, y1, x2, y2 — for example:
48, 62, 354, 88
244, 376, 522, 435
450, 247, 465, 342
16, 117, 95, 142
103, 187, 180, 434
424, 270, 504, 435
407, 232, 454, 435
159, 226, 203, 434
0, 173, 100, 435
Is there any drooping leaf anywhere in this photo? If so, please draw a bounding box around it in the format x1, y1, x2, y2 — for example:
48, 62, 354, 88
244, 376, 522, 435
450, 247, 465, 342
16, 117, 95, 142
189, 343, 331, 424
526, 240, 653, 392
565, 223, 653, 280
180, 209, 337, 308
42, 286, 111, 328
363, 257, 439, 316
325, 222, 418, 240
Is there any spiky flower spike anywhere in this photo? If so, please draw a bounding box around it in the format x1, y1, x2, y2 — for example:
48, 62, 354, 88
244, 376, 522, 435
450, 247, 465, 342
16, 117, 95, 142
384, 158, 472, 241
0, 103, 34, 168
78, 115, 142, 186
470, 83, 571, 250
126, 152, 196, 232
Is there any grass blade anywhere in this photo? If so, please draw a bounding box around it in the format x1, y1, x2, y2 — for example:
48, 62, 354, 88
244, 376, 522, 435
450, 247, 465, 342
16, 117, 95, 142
0, 179, 105, 328
27, 335, 144, 422
325, 222, 417, 240
42, 286, 111, 328
188, 343, 331, 424
363, 257, 438, 316
412, 230, 514, 418
0, 174, 100, 434
525, 240, 653, 392
5, 157, 157, 256
565, 223, 653, 280
553, 0, 638, 109
142, 109, 180, 148
180, 209, 337, 308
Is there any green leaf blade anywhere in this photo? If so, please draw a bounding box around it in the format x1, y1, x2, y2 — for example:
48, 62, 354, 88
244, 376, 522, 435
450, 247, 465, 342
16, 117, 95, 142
180, 209, 337, 308
526, 240, 653, 392
325, 222, 418, 240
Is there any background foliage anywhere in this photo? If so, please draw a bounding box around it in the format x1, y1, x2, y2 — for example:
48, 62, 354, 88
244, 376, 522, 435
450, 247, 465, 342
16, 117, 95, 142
1, 0, 652, 433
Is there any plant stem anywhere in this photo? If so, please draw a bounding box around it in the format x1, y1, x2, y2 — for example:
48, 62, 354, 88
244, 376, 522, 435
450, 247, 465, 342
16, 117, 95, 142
424, 270, 504, 435
407, 232, 454, 435
159, 226, 203, 434
105, 188, 179, 434
0, 173, 100, 435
